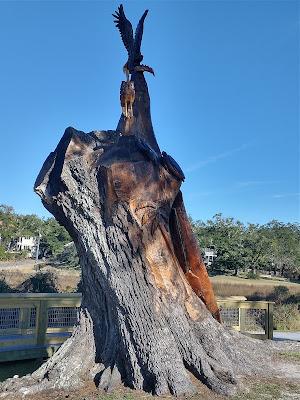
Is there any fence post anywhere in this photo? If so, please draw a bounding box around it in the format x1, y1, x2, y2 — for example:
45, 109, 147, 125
36, 300, 48, 346
20, 307, 30, 334
239, 306, 246, 333
267, 302, 274, 340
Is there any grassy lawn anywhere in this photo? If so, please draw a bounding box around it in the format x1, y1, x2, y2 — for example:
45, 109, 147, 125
211, 275, 300, 298
211, 275, 300, 287
231, 382, 300, 400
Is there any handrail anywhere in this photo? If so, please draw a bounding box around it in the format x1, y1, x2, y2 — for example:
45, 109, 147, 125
0, 294, 274, 362
0, 293, 82, 298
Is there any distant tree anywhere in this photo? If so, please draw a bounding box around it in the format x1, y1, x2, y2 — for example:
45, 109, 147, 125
39, 218, 72, 258
55, 242, 79, 268
242, 224, 269, 274
0, 205, 73, 261
0, 204, 18, 249
16, 214, 44, 237
192, 215, 299, 279
261, 221, 300, 279
193, 214, 245, 275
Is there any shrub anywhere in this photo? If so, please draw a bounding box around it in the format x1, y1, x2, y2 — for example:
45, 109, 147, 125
246, 270, 259, 280
267, 286, 290, 304
17, 271, 58, 293
54, 242, 79, 269
273, 303, 300, 331
0, 277, 15, 293
0, 246, 13, 261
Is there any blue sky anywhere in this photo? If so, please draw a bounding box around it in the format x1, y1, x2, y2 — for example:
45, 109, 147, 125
0, 0, 298, 224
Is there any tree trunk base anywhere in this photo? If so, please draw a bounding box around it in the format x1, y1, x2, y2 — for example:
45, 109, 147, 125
1, 309, 275, 398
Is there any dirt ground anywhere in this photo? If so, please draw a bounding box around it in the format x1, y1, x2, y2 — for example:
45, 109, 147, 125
2, 341, 299, 400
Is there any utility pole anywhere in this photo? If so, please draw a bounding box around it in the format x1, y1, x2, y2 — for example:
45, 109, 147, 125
35, 231, 41, 271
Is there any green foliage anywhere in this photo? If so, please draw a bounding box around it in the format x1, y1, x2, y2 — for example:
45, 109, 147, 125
0, 205, 18, 248
261, 220, 300, 278
246, 271, 259, 279
55, 242, 79, 269
39, 218, 71, 258
273, 303, 300, 331
0, 204, 72, 262
248, 285, 300, 331
192, 214, 300, 278
0, 245, 13, 261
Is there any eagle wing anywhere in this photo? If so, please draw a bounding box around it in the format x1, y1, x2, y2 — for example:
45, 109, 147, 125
113, 4, 134, 56
133, 9, 148, 62
161, 152, 185, 181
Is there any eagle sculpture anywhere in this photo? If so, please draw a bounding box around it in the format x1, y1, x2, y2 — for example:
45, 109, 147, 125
120, 80, 135, 118
113, 4, 155, 81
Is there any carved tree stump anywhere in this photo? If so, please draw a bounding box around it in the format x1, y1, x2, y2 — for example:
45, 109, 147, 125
0, 73, 272, 399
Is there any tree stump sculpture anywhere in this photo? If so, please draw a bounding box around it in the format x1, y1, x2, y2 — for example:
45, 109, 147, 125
1, 5, 274, 399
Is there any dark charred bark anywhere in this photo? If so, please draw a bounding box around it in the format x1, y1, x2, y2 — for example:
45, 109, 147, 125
0, 72, 274, 398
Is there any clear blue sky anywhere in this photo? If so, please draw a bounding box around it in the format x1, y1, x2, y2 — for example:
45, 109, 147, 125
0, 1, 299, 224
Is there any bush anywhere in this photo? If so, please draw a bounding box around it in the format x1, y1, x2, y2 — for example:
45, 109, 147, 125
54, 242, 79, 269
0, 245, 13, 261
17, 271, 58, 293
267, 286, 290, 304
273, 304, 300, 331
246, 270, 259, 279
0, 278, 15, 293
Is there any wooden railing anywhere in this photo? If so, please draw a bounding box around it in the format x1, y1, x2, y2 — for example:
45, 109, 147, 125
0, 294, 274, 362
218, 299, 274, 340
0, 293, 81, 362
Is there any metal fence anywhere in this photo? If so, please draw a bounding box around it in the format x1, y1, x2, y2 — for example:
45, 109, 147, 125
0, 293, 274, 362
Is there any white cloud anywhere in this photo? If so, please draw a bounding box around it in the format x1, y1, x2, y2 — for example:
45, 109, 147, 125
237, 180, 280, 188
272, 193, 300, 199
185, 143, 250, 173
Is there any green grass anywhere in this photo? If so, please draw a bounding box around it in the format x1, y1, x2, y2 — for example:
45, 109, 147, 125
232, 383, 281, 400
232, 382, 300, 400
97, 395, 135, 400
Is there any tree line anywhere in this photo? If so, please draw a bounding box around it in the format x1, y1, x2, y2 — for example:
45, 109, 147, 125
0, 204, 72, 262
0, 205, 299, 280
192, 213, 300, 279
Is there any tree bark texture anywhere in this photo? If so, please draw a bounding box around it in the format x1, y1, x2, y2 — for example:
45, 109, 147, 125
0, 73, 272, 398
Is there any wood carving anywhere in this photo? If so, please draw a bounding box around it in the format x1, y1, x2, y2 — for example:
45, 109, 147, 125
113, 4, 155, 81
0, 4, 275, 399
120, 80, 135, 118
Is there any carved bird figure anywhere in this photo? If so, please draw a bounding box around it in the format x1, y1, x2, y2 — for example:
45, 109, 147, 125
113, 4, 155, 81
120, 80, 135, 118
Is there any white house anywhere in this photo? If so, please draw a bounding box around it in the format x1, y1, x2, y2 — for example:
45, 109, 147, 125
13, 236, 37, 257
203, 247, 217, 267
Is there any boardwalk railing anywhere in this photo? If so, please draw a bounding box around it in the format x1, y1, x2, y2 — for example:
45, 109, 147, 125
0, 293, 81, 362
0, 293, 274, 362
218, 299, 274, 340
